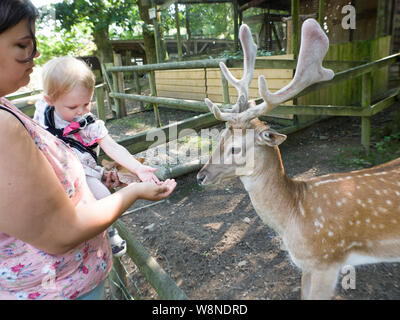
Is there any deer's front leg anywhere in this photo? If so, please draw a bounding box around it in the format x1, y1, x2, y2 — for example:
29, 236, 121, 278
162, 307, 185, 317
307, 267, 340, 300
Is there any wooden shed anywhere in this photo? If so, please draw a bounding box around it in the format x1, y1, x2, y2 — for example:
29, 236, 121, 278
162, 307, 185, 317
153, 0, 396, 119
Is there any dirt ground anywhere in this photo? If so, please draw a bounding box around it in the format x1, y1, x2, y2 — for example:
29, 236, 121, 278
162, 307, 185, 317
104, 100, 400, 300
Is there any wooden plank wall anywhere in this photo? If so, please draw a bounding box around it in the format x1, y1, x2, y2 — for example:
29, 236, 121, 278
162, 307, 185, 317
155, 54, 294, 119
298, 35, 391, 107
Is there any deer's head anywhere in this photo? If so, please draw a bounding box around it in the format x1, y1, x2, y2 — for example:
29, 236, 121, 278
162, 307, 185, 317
197, 19, 334, 186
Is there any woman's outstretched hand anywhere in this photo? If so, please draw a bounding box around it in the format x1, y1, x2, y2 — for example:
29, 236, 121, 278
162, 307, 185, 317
135, 179, 177, 201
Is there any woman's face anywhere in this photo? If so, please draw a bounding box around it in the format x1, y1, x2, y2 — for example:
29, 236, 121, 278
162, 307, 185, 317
0, 19, 40, 97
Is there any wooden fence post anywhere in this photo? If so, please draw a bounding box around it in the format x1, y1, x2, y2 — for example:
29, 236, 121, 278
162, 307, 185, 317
95, 84, 106, 121
175, 2, 183, 61
291, 0, 300, 58
113, 53, 127, 118
149, 71, 162, 127
134, 71, 144, 112
361, 72, 372, 154
318, 0, 325, 27
101, 63, 116, 117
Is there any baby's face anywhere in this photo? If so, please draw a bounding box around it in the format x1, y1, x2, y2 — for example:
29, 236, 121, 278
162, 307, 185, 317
49, 84, 93, 122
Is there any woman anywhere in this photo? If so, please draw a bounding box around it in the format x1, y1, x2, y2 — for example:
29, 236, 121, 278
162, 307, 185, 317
0, 0, 176, 300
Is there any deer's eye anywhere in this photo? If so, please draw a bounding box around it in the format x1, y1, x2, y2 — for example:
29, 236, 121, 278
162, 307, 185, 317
231, 147, 241, 154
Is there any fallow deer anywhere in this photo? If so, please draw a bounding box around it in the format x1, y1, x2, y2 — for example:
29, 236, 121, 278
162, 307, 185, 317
197, 18, 400, 299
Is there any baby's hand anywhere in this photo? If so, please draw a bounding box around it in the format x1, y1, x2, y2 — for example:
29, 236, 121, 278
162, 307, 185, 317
135, 165, 161, 185
136, 179, 177, 201
102, 169, 127, 189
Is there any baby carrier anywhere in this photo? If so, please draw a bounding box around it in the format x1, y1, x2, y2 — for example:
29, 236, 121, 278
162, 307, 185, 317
44, 106, 99, 162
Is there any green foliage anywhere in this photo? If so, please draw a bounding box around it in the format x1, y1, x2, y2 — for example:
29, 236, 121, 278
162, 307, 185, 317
160, 3, 233, 39
35, 22, 95, 65
52, 0, 140, 61
55, 0, 138, 33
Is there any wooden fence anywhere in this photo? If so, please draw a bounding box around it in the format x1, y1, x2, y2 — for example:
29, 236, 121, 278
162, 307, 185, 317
100, 51, 399, 155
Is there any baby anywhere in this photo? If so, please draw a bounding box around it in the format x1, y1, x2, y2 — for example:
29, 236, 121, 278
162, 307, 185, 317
34, 56, 161, 257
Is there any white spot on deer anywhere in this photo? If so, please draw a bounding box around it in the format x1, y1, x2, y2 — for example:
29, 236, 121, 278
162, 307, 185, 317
337, 240, 345, 247
391, 219, 397, 224
328, 231, 334, 237
314, 219, 324, 228
367, 198, 373, 204
365, 218, 371, 224
356, 220, 361, 226
386, 200, 392, 205
354, 210, 360, 217
349, 221, 354, 226
313, 192, 318, 198
395, 191, 400, 196
336, 201, 342, 207
317, 207, 322, 214
375, 190, 381, 195
345, 242, 363, 251
378, 207, 388, 213
323, 254, 329, 259
314, 178, 342, 187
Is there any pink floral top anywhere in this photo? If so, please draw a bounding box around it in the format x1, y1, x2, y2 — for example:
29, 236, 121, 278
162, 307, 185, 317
0, 98, 112, 300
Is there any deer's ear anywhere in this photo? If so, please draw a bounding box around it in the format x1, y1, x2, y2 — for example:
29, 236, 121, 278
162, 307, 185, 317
258, 130, 287, 147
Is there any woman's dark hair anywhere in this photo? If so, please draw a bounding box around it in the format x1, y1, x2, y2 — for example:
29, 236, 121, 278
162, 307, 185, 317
0, 0, 39, 62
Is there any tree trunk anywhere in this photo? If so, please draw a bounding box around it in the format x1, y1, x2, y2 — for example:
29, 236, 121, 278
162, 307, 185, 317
137, 0, 157, 64
93, 27, 114, 63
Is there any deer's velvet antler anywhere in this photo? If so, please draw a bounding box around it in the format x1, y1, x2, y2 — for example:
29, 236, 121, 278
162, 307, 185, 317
206, 19, 334, 125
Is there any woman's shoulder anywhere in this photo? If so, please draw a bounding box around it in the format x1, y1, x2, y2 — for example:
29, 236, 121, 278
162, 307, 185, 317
0, 99, 27, 130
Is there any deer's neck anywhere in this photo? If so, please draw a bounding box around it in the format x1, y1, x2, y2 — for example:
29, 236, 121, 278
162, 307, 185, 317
240, 146, 303, 235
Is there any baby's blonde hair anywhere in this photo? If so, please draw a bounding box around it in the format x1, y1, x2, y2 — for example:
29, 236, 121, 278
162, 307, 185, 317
42, 56, 95, 101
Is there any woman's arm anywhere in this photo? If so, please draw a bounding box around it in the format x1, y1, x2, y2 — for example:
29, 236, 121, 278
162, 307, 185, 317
99, 134, 160, 183
0, 114, 175, 254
